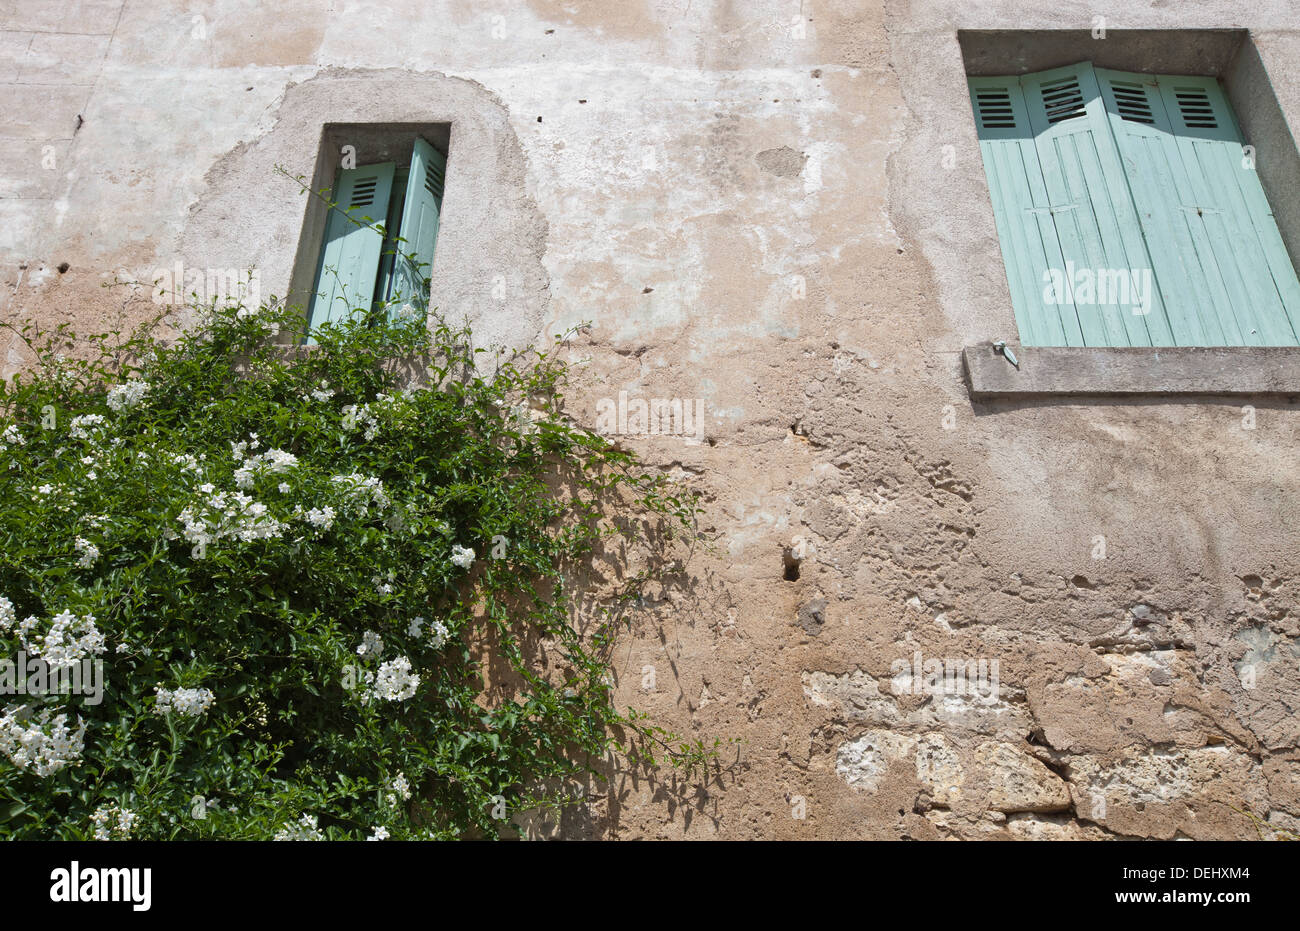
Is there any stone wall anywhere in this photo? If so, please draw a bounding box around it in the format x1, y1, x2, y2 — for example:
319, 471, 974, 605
3, 0, 1299, 839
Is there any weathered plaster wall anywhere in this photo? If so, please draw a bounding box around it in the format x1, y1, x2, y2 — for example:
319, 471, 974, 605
3, 0, 1300, 839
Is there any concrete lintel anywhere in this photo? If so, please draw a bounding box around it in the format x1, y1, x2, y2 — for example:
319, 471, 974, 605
962, 343, 1300, 399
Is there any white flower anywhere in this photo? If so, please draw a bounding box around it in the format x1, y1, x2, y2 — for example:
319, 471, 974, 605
171, 453, 203, 475
273, 813, 324, 841
0, 705, 87, 776
310, 381, 335, 403
450, 545, 475, 570
427, 619, 450, 650
1, 424, 26, 447
407, 616, 424, 637
0, 596, 14, 631
91, 804, 137, 840
304, 506, 335, 530
331, 472, 390, 513
20, 610, 106, 669
385, 773, 412, 805
232, 447, 297, 490
176, 485, 284, 549
367, 656, 419, 702
371, 572, 394, 596
69, 414, 106, 440
356, 630, 383, 658
340, 404, 379, 441
367, 826, 390, 841
153, 686, 215, 717
74, 537, 99, 569
260, 447, 295, 470
278, 482, 290, 494
106, 380, 150, 413
36, 484, 53, 496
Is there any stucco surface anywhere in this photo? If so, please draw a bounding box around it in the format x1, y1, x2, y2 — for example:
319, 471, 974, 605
3, 0, 1300, 839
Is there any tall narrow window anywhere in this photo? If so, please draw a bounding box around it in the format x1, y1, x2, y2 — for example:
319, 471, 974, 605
307, 137, 446, 333
969, 62, 1300, 347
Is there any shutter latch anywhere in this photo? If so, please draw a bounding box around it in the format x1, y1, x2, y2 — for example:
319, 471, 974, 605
992, 340, 1019, 369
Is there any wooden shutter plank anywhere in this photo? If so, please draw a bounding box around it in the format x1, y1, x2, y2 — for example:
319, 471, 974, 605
1191, 140, 1283, 344
1082, 127, 1177, 346
987, 136, 1063, 345
1216, 139, 1300, 343
1052, 131, 1138, 345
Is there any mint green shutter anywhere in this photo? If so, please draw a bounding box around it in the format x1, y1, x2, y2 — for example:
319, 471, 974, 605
1019, 64, 1166, 346
969, 75, 1072, 346
1095, 69, 1217, 343
1097, 69, 1300, 345
308, 161, 395, 330
386, 138, 445, 313
971, 64, 1164, 346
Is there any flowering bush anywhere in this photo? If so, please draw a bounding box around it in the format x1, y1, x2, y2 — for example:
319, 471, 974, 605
0, 300, 696, 839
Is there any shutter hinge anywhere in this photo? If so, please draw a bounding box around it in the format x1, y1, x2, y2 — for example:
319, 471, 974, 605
1028, 204, 1077, 216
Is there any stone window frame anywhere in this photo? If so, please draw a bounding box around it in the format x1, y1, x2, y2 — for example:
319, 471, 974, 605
957, 29, 1300, 399
290, 122, 449, 331
177, 69, 551, 359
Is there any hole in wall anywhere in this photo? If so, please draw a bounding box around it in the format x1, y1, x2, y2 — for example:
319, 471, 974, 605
782, 548, 801, 582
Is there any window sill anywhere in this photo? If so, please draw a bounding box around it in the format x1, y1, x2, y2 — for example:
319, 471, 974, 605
962, 343, 1300, 399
